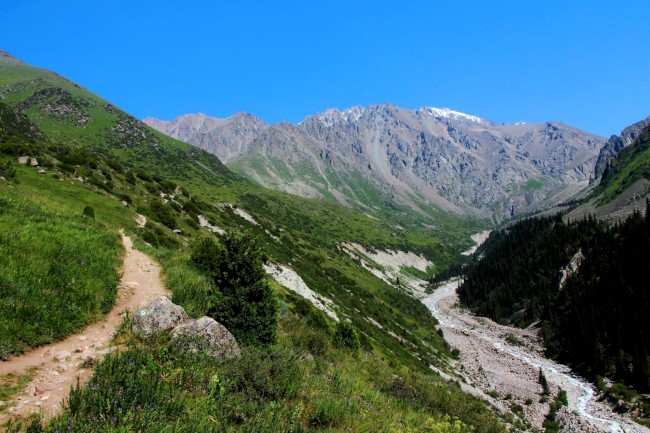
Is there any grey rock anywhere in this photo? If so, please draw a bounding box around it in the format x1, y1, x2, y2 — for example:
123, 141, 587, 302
171, 316, 240, 360
144, 112, 268, 164
145, 104, 606, 221
29, 157, 38, 166
132, 297, 189, 336
53, 350, 71, 360
593, 115, 650, 181
97, 346, 117, 355
17, 156, 29, 164
38, 169, 46, 174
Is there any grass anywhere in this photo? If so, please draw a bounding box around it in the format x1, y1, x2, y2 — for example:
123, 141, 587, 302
9, 290, 506, 433
0, 368, 38, 410
520, 178, 544, 192
0, 58, 507, 432
592, 126, 650, 204
0, 196, 121, 357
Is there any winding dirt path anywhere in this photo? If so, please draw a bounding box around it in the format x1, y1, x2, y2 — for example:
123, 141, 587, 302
423, 280, 650, 433
0, 230, 168, 425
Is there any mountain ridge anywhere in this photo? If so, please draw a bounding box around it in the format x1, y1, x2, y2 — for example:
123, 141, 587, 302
145, 105, 606, 221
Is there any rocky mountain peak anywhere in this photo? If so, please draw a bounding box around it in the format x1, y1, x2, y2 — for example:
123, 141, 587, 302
417, 106, 485, 124
593, 115, 650, 180
146, 105, 607, 220
306, 105, 366, 126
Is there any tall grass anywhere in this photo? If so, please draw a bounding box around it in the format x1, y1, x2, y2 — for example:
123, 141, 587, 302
0, 197, 121, 358
18, 323, 504, 433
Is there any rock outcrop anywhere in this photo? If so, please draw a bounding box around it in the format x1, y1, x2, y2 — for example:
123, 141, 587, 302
132, 298, 240, 360
593, 115, 650, 181
131, 296, 189, 336
171, 316, 240, 360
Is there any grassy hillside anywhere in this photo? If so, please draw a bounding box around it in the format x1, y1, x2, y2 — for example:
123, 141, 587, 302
592, 124, 650, 204
0, 54, 506, 431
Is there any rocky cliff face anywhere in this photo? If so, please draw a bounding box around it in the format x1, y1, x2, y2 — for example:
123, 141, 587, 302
145, 104, 606, 220
593, 115, 650, 181
143, 112, 268, 164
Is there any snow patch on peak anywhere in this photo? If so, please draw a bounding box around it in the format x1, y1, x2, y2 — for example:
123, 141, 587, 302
312, 106, 366, 127
421, 107, 484, 124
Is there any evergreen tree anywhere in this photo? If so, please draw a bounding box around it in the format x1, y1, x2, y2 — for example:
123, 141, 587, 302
460, 213, 650, 391
191, 232, 278, 346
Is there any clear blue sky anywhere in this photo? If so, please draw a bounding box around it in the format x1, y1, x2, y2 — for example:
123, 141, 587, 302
2, 1, 649, 137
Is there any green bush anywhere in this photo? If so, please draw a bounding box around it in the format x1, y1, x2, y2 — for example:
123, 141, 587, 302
82, 205, 95, 219
136, 170, 153, 182
332, 321, 360, 354
141, 222, 178, 249
148, 199, 177, 229
191, 232, 278, 346
190, 236, 225, 274
0, 161, 16, 179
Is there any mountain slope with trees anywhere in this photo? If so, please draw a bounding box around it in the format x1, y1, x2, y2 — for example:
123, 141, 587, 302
459, 126, 650, 395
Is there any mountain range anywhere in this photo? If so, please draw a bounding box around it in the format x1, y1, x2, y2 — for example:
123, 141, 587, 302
145, 106, 606, 221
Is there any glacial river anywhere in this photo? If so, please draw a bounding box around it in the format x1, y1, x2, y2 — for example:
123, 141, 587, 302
422, 280, 649, 433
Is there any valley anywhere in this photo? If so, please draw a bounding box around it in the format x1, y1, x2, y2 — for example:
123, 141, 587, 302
0, 43, 648, 433
424, 280, 649, 433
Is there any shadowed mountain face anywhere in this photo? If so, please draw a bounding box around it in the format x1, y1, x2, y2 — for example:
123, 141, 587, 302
146, 105, 606, 221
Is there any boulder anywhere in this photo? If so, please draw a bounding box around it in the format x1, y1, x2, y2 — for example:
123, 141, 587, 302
17, 156, 28, 164
171, 316, 240, 360
29, 157, 38, 166
132, 297, 188, 336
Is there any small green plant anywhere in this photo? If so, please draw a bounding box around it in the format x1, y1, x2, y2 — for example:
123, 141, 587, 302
505, 333, 521, 346
0, 161, 16, 179
332, 321, 360, 354
539, 369, 550, 396
82, 205, 95, 218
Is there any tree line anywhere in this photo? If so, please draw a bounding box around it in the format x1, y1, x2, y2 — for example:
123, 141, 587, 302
458, 206, 650, 391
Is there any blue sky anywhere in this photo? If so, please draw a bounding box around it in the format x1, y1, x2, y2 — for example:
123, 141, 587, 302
2, 1, 649, 136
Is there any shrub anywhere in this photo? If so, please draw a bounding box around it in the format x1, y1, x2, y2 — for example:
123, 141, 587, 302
141, 222, 178, 249
190, 236, 225, 274
136, 170, 153, 182
82, 205, 95, 219
332, 321, 360, 354
148, 199, 177, 229
186, 217, 199, 230
191, 232, 278, 346
0, 162, 16, 179
124, 170, 136, 185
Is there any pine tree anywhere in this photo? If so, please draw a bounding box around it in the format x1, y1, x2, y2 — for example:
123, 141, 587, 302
191, 232, 278, 346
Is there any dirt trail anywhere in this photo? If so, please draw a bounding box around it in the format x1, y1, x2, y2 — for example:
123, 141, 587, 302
0, 230, 168, 425
423, 280, 650, 433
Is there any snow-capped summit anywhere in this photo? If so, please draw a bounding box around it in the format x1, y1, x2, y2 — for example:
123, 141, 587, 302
419, 107, 484, 124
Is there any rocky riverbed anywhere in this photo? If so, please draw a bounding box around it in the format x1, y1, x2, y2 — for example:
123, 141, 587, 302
422, 280, 650, 433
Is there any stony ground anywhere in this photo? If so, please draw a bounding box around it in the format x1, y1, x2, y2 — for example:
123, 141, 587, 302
423, 280, 650, 433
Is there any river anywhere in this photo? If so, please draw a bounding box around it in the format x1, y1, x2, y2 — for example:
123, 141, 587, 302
422, 280, 649, 433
